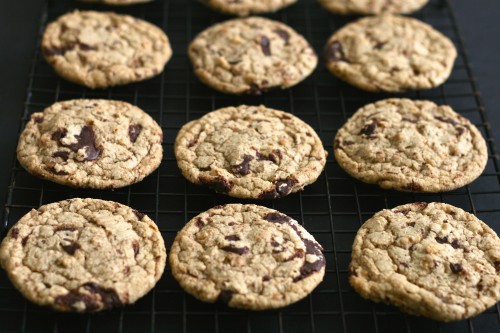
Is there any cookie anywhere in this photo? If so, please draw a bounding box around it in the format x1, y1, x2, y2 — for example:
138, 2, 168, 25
175, 105, 327, 199
0, 198, 166, 312
324, 15, 457, 92
349, 202, 500, 321
169, 204, 325, 309
188, 17, 317, 94
334, 99, 487, 192
17, 99, 163, 189
199, 0, 297, 16
318, 0, 429, 15
77, 0, 154, 5
42, 10, 172, 89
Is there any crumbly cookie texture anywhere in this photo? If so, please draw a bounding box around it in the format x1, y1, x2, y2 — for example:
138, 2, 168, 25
350, 202, 500, 321
0, 198, 166, 312
188, 17, 317, 94
334, 99, 487, 192
175, 105, 327, 199
318, 0, 428, 15
199, 0, 297, 16
78, 0, 154, 5
170, 204, 325, 310
324, 15, 456, 92
42, 10, 172, 89
17, 99, 163, 189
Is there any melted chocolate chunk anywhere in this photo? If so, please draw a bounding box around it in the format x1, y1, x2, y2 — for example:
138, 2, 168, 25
260, 36, 271, 56
435, 236, 448, 244
55, 282, 122, 311
450, 263, 463, 274
67, 126, 101, 161
132, 209, 145, 221
256, 149, 282, 164
374, 41, 386, 50
271, 241, 280, 247
404, 181, 423, 192
477, 283, 484, 291
393, 208, 411, 215
199, 175, 233, 193
407, 222, 416, 227
494, 261, 500, 272
33, 115, 44, 123
52, 151, 70, 161
11, 228, 19, 239
21, 235, 30, 246
273, 29, 290, 44
293, 238, 325, 282
132, 241, 140, 257
51, 128, 68, 141
129, 124, 142, 143
324, 41, 349, 63
217, 290, 233, 304
225, 235, 240, 241
264, 212, 291, 224
233, 155, 254, 176
195, 217, 206, 229
262, 275, 271, 282
259, 177, 298, 199
221, 245, 249, 255
359, 120, 379, 137
451, 239, 463, 249
61, 240, 81, 255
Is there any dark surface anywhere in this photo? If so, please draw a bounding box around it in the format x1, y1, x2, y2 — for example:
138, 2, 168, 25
0, 1, 499, 332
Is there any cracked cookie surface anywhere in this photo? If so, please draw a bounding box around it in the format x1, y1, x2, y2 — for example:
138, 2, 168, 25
349, 202, 500, 321
188, 17, 317, 94
169, 204, 325, 309
42, 10, 172, 89
318, 0, 428, 15
0, 198, 166, 312
175, 105, 327, 199
199, 0, 297, 16
17, 99, 163, 189
334, 99, 487, 192
324, 15, 456, 92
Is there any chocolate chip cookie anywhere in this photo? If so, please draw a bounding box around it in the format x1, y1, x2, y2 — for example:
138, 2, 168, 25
350, 202, 500, 321
175, 105, 327, 199
334, 99, 487, 192
0, 198, 166, 312
78, 0, 154, 5
17, 99, 163, 189
170, 204, 325, 309
199, 0, 297, 16
188, 17, 317, 94
318, 0, 429, 15
42, 10, 172, 89
324, 15, 456, 92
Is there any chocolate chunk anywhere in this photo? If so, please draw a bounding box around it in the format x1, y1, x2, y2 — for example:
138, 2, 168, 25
61, 240, 81, 255
129, 124, 142, 143
79, 43, 97, 51
450, 263, 463, 274
262, 275, 271, 282
51, 128, 67, 141
259, 177, 298, 199
217, 290, 233, 304
42, 44, 75, 57
195, 217, 206, 229
260, 36, 271, 56
359, 120, 379, 137
55, 282, 122, 312
199, 175, 233, 193
67, 126, 101, 161
407, 222, 416, 227
285, 249, 304, 261
451, 239, 463, 249
494, 261, 500, 272
188, 133, 200, 148
404, 181, 423, 192
83, 282, 122, 310
264, 212, 291, 224
436, 236, 448, 244
393, 208, 411, 215
221, 245, 249, 255
11, 228, 19, 239
132, 209, 145, 221
456, 126, 465, 136
256, 149, 282, 164
233, 154, 254, 176
33, 115, 44, 123
374, 41, 386, 50
435, 116, 458, 126
132, 241, 139, 257
55, 226, 77, 232
52, 151, 70, 161
293, 238, 325, 282
21, 235, 30, 246
43, 283, 52, 289
324, 41, 349, 63
225, 235, 240, 241
477, 283, 484, 291
273, 29, 290, 44
271, 241, 280, 247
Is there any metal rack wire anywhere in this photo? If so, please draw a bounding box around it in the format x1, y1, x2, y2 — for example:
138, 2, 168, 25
1, 0, 499, 332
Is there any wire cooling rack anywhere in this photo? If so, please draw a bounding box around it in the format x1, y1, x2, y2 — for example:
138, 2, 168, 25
1, 0, 499, 332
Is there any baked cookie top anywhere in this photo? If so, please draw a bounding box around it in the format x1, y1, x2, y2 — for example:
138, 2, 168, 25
318, 0, 429, 15
175, 105, 327, 199
42, 10, 172, 89
349, 202, 500, 321
188, 17, 317, 94
334, 99, 487, 192
0, 198, 166, 312
169, 204, 325, 310
199, 0, 297, 16
17, 99, 163, 189
324, 15, 457, 92
77, 0, 154, 5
